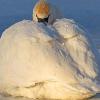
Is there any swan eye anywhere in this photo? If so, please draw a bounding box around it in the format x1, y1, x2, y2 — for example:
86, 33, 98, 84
36, 14, 49, 23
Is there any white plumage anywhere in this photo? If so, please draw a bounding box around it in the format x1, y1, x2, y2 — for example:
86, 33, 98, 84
0, 0, 100, 100
0, 19, 100, 100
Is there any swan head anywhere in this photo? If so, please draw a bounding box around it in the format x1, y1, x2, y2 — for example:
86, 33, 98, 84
33, 0, 51, 24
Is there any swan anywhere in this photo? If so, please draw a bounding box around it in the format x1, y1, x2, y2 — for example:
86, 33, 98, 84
0, 0, 100, 100
33, 0, 62, 24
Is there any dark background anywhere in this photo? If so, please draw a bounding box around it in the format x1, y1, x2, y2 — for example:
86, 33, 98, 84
0, 0, 100, 36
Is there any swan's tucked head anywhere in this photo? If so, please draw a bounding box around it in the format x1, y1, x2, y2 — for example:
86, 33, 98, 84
33, 0, 50, 24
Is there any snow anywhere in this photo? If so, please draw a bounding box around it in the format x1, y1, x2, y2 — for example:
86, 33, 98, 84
0, 19, 100, 100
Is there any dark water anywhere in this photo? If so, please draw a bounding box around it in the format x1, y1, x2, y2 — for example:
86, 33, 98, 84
0, 15, 31, 36
0, 0, 100, 36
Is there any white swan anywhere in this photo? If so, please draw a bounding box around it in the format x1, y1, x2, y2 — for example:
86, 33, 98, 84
33, 0, 62, 24
0, 0, 100, 100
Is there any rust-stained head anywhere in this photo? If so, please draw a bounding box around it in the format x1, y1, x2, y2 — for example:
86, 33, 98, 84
34, 0, 50, 19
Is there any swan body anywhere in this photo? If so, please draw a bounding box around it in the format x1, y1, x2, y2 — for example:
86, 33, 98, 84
0, 19, 100, 100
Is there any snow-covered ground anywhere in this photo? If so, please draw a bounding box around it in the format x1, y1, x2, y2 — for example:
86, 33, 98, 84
0, 0, 100, 100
